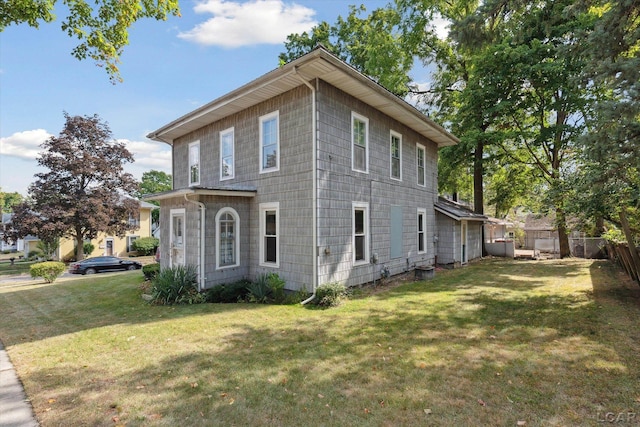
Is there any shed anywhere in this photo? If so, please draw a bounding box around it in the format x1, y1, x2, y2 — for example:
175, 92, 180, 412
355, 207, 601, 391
435, 197, 487, 267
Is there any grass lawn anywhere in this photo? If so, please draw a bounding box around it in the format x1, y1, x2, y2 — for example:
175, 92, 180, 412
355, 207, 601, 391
0, 259, 35, 276
0, 259, 639, 426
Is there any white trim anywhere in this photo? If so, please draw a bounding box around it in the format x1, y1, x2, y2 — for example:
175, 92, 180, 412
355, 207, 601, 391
215, 207, 240, 270
127, 235, 139, 253
417, 208, 427, 254
220, 127, 235, 181
259, 111, 280, 173
169, 208, 186, 267
390, 130, 402, 181
416, 143, 426, 187
188, 141, 201, 186
259, 202, 280, 267
104, 237, 115, 256
351, 112, 369, 173
352, 202, 370, 265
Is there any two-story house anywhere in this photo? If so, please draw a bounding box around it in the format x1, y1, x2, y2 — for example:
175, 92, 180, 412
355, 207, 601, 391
146, 46, 458, 293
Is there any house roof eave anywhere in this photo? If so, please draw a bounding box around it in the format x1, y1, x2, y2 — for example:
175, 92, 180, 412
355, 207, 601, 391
142, 186, 257, 202
435, 200, 488, 222
147, 47, 459, 148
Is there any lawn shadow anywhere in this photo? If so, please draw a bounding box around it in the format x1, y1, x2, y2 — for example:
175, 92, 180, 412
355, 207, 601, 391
13, 258, 640, 426
0, 271, 268, 347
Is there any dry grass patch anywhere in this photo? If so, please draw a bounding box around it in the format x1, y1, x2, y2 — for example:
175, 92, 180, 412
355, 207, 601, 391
0, 259, 639, 426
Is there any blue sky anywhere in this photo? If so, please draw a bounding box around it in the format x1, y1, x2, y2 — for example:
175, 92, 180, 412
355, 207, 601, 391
0, 0, 441, 195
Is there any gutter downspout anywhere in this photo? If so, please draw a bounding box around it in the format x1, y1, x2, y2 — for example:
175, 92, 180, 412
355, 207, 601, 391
295, 67, 318, 305
184, 194, 206, 292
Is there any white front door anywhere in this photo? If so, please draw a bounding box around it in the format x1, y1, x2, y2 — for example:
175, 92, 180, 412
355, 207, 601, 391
105, 238, 114, 256
170, 209, 185, 267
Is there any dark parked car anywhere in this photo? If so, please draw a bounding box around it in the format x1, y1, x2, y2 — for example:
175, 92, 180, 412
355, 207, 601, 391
69, 256, 143, 275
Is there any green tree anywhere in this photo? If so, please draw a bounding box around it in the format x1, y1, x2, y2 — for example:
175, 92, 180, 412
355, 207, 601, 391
280, 5, 413, 97
569, 0, 640, 266
0, 190, 23, 214
137, 170, 171, 225
439, 0, 598, 257
0, 0, 180, 82
8, 112, 140, 260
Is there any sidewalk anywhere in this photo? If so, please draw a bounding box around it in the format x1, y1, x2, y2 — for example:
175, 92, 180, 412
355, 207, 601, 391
0, 341, 39, 427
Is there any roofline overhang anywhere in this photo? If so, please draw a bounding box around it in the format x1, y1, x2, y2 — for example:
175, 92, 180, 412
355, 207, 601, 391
434, 205, 487, 222
147, 47, 459, 148
142, 187, 257, 202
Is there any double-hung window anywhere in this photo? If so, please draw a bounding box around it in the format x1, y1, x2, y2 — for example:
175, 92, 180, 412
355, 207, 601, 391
352, 112, 369, 173
260, 111, 279, 173
220, 128, 234, 180
390, 131, 402, 180
417, 208, 427, 254
260, 202, 279, 267
416, 143, 426, 187
353, 202, 370, 264
216, 208, 239, 269
127, 235, 139, 253
189, 141, 200, 186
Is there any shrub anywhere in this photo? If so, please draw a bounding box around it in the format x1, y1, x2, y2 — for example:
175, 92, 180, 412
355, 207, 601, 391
30, 261, 66, 283
37, 239, 59, 261
142, 263, 160, 280
83, 242, 95, 256
246, 273, 287, 303
150, 265, 205, 305
314, 282, 347, 307
206, 280, 250, 303
246, 276, 271, 303
27, 249, 43, 261
133, 237, 159, 255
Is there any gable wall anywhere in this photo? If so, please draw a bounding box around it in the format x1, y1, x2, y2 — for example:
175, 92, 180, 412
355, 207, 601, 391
164, 86, 316, 290
315, 80, 439, 287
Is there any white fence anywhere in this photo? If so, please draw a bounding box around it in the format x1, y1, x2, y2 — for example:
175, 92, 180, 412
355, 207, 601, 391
533, 237, 605, 258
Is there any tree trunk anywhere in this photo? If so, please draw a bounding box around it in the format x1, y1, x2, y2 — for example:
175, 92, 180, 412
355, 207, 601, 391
75, 234, 85, 261
474, 138, 486, 256
474, 138, 484, 215
595, 216, 605, 237
619, 208, 640, 283
556, 207, 571, 258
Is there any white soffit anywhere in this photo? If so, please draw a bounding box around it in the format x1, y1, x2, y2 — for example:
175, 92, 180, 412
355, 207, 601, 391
148, 48, 458, 148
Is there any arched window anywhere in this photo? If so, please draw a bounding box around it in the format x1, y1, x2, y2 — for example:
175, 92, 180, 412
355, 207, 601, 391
215, 208, 239, 269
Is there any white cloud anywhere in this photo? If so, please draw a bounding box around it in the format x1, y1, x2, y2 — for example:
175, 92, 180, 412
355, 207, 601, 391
178, 0, 317, 47
0, 129, 52, 160
430, 13, 450, 40
118, 139, 172, 177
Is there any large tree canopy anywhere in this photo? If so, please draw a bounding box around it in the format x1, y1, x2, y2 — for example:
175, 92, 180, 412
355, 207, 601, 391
9, 112, 140, 260
0, 0, 180, 81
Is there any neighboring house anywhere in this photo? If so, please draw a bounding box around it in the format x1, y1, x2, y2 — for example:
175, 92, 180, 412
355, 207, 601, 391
435, 197, 487, 267
485, 217, 514, 242
1, 213, 24, 252
524, 213, 603, 258
523, 214, 558, 252
24, 200, 156, 260
145, 46, 459, 293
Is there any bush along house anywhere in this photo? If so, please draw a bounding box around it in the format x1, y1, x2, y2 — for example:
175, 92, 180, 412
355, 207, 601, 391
145, 46, 459, 295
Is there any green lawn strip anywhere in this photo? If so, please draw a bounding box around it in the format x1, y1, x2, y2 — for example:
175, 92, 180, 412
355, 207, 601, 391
0, 260, 638, 426
0, 259, 36, 276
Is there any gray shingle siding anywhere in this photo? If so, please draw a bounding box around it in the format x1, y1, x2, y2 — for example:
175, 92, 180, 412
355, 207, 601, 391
159, 79, 443, 291
315, 81, 438, 287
